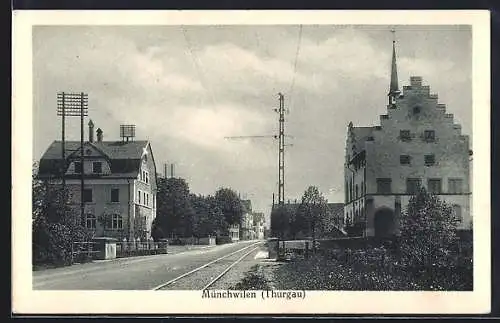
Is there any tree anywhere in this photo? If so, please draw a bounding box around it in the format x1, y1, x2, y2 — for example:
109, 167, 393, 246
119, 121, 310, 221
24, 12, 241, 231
32, 162, 91, 266
190, 194, 228, 238
270, 204, 291, 239
399, 187, 460, 274
155, 177, 195, 238
297, 186, 328, 250
214, 188, 244, 226
151, 218, 165, 242
289, 204, 306, 239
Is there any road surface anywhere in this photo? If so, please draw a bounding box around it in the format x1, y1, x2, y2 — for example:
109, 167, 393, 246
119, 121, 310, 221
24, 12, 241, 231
33, 240, 264, 290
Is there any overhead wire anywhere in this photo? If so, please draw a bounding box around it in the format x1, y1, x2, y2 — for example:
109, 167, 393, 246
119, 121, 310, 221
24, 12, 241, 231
287, 24, 303, 112
181, 25, 218, 108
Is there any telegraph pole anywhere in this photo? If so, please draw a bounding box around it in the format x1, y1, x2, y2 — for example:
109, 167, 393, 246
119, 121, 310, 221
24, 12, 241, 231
60, 93, 66, 190
80, 92, 86, 220
57, 91, 88, 220
225, 93, 291, 209
276, 93, 285, 205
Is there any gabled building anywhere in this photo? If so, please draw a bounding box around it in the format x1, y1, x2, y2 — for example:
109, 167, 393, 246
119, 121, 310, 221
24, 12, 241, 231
343, 39, 472, 237
252, 212, 265, 240
240, 199, 254, 240
37, 122, 158, 240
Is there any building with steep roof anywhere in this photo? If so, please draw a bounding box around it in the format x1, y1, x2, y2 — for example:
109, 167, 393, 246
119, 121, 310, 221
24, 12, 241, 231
37, 122, 158, 240
343, 38, 472, 237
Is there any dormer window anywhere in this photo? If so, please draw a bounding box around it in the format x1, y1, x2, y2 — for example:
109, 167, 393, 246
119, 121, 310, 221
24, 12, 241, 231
424, 130, 435, 142
74, 161, 82, 173
400, 130, 411, 142
92, 162, 102, 173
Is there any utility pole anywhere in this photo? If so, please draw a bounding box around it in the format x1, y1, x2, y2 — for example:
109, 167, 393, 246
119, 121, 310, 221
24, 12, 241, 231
224, 93, 292, 210
276, 93, 285, 206
57, 91, 88, 220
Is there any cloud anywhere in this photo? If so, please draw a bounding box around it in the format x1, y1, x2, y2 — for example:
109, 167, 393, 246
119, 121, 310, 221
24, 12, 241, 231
33, 26, 472, 215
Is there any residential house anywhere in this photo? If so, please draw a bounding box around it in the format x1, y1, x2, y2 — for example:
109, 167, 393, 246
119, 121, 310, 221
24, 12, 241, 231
37, 122, 158, 241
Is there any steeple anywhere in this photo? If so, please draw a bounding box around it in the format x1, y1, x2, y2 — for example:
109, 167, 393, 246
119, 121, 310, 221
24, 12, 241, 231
388, 30, 400, 106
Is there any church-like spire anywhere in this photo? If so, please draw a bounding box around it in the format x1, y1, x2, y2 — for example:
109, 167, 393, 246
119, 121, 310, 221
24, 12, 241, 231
388, 30, 400, 106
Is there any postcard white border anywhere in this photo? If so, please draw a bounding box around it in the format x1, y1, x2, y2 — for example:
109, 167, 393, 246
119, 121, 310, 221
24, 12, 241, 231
12, 10, 491, 314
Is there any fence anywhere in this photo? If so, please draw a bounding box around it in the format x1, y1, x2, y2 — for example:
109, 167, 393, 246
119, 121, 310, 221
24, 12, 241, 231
115, 241, 168, 258
71, 241, 100, 264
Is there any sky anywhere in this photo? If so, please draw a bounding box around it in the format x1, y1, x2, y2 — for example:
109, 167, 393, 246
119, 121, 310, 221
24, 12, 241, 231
32, 25, 472, 223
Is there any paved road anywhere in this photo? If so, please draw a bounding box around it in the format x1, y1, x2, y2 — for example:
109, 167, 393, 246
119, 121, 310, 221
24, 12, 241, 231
33, 240, 264, 290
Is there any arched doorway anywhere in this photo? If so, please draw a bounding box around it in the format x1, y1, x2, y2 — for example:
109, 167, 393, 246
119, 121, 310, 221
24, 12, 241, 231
374, 208, 395, 238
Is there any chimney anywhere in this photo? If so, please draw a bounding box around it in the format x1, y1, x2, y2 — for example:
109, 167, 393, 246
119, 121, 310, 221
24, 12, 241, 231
96, 128, 103, 143
88, 119, 94, 143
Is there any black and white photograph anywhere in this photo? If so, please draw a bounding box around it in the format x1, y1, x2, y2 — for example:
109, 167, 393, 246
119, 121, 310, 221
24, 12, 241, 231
12, 10, 490, 314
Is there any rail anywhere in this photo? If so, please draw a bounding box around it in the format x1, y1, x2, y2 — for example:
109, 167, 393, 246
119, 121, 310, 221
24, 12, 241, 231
152, 241, 263, 290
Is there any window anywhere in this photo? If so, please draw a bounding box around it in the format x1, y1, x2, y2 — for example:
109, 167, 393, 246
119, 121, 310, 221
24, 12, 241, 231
413, 106, 421, 115
143, 192, 146, 205
376, 178, 392, 194
428, 178, 442, 194
448, 178, 463, 194
92, 162, 102, 173
424, 154, 435, 166
137, 190, 141, 204
345, 181, 348, 203
106, 214, 123, 230
145, 172, 149, 184
424, 130, 435, 142
83, 189, 93, 202
146, 193, 149, 206
111, 188, 119, 202
400, 130, 411, 142
406, 178, 422, 194
74, 161, 82, 173
400, 155, 411, 165
453, 205, 462, 223
85, 213, 96, 229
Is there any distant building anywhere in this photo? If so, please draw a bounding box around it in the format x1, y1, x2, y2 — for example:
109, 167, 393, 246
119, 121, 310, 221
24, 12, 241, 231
281, 200, 346, 239
240, 199, 254, 240
343, 39, 472, 237
37, 122, 158, 241
252, 212, 265, 240
229, 223, 240, 242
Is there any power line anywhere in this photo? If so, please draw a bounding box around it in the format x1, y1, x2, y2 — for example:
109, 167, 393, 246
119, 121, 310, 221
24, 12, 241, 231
181, 26, 217, 108
288, 24, 303, 111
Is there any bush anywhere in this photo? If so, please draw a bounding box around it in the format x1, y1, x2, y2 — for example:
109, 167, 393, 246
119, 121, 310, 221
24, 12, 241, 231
33, 217, 91, 267
216, 235, 232, 245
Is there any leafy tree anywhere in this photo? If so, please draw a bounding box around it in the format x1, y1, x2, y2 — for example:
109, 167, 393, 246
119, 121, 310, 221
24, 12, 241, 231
155, 177, 195, 238
270, 204, 291, 239
214, 188, 244, 225
289, 204, 306, 239
32, 162, 91, 266
297, 186, 328, 249
190, 194, 228, 238
151, 218, 165, 242
399, 187, 460, 272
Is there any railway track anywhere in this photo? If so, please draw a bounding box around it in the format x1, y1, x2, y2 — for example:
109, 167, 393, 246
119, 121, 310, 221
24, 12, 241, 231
152, 241, 264, 291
